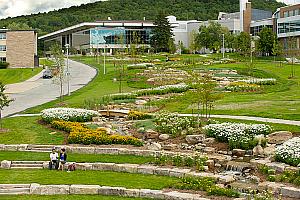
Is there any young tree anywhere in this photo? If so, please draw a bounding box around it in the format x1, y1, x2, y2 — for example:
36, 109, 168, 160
258, 27, 276, 56
50, 43, 66, 102
0, 82, 13, 129
237, 32, 251, 55
150, 12, 174, 52
189, 30, 198, 54
272, 37, 283, 63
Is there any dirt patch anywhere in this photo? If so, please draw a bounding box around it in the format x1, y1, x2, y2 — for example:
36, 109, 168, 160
0, 128, 9, 133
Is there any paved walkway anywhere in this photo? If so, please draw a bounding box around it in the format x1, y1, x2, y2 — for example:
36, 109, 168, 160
3, 60, 97, 117
178, 114, 300, 126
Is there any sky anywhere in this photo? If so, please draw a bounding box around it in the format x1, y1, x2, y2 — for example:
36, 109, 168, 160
0, 0, 299, 19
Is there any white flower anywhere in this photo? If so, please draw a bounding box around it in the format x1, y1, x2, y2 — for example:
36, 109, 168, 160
41, 108, 99, 122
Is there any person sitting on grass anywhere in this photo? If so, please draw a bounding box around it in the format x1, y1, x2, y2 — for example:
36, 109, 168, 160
49, 148, 58, 170
58, 148, 67, 171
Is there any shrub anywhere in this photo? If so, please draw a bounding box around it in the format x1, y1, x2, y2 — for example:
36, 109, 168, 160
134, 83, 189, 96
154, 112, 198, 137
41, 108, 99, 123
0, 62, 9, 69
51, 120, 143, 147
128, 110, 152, 120
203, 123, 272, 150
275, 137, 300, 166
241, 78, 277, 85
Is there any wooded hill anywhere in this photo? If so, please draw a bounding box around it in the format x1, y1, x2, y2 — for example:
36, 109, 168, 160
0, 0, 285, 35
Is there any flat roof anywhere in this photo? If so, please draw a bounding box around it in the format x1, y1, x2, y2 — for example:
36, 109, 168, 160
39, 21, 155, 41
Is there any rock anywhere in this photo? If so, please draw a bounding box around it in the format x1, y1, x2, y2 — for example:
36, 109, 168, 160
185, 134, 205, 144
162, 144, 177, 151
253, 145, 264, 157
264, 144, 276, 157
219, 175, 235, 184
267, 131, 293, 144
232, 149, 246, 157
159, 134, 169, 141
135, 100, 147, 105
145, 129, 159, 139
281, 186, 300, 199
0, 160, 11, 169
146, 142, 161, 151
137, 127, 145, 133
206, 160, 215, 171
70, 185, 101, 194
203, 137, 215, 144
105, 124, 113, 129
203, 147, 215, 154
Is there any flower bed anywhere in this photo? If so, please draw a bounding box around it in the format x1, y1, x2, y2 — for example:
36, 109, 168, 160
154, 112, 198, 137
241, 78, 277, 85
51, 120, 143, 147
275, 137, 300, 166
134, 83, 189, 96
128, 110, 152, 120
225, 82, 260, 92
203, 123, 272, 150
41, 108, 99, 123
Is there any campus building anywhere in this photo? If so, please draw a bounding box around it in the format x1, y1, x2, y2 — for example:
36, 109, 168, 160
39, 21, 154, 54
0, 29, 38, 68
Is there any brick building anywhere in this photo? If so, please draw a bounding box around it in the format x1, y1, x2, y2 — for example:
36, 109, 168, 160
0, 29, 38, 68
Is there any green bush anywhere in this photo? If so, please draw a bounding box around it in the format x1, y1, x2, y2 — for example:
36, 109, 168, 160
0, 62, 9, 69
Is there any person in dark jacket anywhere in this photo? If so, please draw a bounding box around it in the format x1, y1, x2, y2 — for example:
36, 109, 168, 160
58, 148, 67, 171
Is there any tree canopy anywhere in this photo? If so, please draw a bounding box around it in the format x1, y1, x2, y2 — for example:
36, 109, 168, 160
0, 0, 285, 36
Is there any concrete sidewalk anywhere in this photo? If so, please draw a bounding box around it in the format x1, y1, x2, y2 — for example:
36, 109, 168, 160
3, 59, 97, 117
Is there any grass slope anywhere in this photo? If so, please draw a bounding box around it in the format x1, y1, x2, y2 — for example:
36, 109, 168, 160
0, 68, 42, 84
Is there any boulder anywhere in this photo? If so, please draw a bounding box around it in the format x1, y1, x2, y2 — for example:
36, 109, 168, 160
267, 131, 293, 144
204, 137, 215, 144
146, 142, 161, 151
232, 149, 246, 157
281, 186, 300, 199
0, 160, 11, 169
162, 144, 177, 151
185, 134, 205, 144
70, 185, 100, 194
264, 144, 276, 157
145, 129, 159, 139
158, 134, 169, 141
253, 145, 264, 157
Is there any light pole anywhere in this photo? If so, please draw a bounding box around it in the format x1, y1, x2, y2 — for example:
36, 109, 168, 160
104, 45, 106, 75
222, 33, 225, 59
65, 44, 70, 96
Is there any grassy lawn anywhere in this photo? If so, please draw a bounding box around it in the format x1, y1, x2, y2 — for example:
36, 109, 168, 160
0, 116, 64, 144
153, 60, 300, 120
39, 58, 54, 67
0, 152, 154, 164
0, 169, 177, 189
0, 195, 153, 200
0, 68, 42, 84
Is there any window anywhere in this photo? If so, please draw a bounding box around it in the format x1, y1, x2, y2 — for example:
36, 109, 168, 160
289, 10, 294, 17
0, 33, 6, 40
284, 11, 289, 18
0, 57, 6, 62
295, 9, 299, 16
0, 45, 6, 51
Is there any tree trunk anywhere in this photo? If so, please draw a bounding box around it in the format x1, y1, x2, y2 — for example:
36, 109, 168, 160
0, 110, 2, 130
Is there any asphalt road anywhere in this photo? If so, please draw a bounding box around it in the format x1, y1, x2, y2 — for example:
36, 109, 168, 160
3, 59, 97, 117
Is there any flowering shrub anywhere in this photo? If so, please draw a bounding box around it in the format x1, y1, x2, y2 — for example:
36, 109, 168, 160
154, 112, 198, 137
134, 83, 189, 96
203, 123, 272, 150
275, 137, 300, 166
241, 78, 277, 85
51, 120, 143, 147
41, 108, 99, 123
128, 110, 152, 120
225, 82, 260, 92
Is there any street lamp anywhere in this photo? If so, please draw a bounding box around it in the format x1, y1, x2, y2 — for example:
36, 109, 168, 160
104, 44, 106, 75
222, 34, 225, 59
65, 44, 71, 96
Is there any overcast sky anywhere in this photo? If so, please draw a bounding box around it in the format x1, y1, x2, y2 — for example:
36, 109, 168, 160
0, 0, 299, 19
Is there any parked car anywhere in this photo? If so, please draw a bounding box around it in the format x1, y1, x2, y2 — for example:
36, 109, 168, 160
43, 69, 53, 79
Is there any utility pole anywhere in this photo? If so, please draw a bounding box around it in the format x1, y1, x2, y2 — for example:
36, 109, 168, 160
222, 33, 225, 59
104, 45, 106, 75
65, 44, 70, 96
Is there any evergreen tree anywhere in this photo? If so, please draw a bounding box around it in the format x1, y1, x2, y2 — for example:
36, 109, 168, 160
150, 13, 174, 53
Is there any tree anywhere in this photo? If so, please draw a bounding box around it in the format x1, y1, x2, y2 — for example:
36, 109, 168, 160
258, 27, 276, 56
272, 37, 283, 63
50, 43, 66, 102
7, 22, 31, 30
237, 32, 251, 55
188, 72, 222, 119
0, 82, 14, 130
189, 30, 198, 54
150, 12, 174, 52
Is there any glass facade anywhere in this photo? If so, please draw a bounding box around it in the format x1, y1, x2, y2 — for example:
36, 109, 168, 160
250, 25, 273, 36
0, 33, 6, 40
90, 27, 152, 46
278, 20, 300, 33
0, 45, 6, 51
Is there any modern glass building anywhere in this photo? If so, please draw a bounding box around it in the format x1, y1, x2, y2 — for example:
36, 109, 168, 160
39, 21, 154, 54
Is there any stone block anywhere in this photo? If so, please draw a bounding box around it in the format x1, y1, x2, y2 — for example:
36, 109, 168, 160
42, 162, 49, 169
123, 188, 140, 197
114, 164, 139, 173
137, 165, 156, 175
1, 160, 11, 169
4, 145, 19, 151
219, 175, 235, 184
281, 186, 300, 199
69, 185, 100, 194
72, 147, 95, 154
154, 167, 170, 176
30, 183, 41, 194
39, 185, 70, 195
18, 144, 28, 151
164, 191, 195, 200
93, 163, 115, 171
169, 168, 191, 178
76, 163, 93, 170
95, 148, 119, 155
139, 189, 165, 199
0, 144, 4, 150
266, 162, 288, 173
117, 148, 130, 155
98, 186, 126, 196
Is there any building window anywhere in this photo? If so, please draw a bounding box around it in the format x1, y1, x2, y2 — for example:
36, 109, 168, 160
0, 57, 6, 62
0, 33, 6, 40
295, 9, 299, 16
284, 11, 289, 18
0, 45, 6, 51
289, 10, 294, 17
